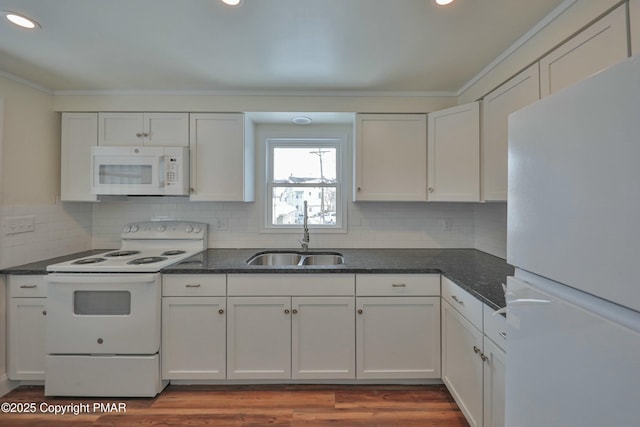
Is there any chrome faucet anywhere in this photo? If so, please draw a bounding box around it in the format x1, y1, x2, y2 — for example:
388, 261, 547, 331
301, 201, 310, 251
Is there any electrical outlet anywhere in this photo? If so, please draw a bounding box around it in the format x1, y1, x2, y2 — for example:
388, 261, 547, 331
439, 218, 452, 232
3, 215, 36, 235
215, 218, 228, 231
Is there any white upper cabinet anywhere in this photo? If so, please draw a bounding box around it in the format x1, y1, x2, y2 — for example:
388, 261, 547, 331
427, 102, 480, 202
354, 114, 427, 201
61, 113, 98, 202
631, 0, 640, 56
481, 64, 540, 201
540, 4, 628, 98
189, 113, 255, 202
98, 112, 189, 146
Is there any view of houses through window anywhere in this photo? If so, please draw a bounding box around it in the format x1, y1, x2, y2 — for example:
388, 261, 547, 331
267, 139, 341, 227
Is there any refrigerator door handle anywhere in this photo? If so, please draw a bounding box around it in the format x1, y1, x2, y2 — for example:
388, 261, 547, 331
508, 298, 552, 306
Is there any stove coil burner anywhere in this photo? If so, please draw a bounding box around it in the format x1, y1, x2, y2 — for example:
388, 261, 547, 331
72, 257, 107, 265
162, 250, 186, 256
105, 250, 141, 257
127, 256, 168, 265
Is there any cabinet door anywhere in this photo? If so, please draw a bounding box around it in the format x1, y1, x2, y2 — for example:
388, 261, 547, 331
8, 298, 46, 380
427, 102, 480, 201
292, 297, 355, 379
98, 112, 144, 146
354, 114, 427, 201
483, 337, 506, 427
632, 0, 640, 56
356, 296, 440, 379
226, 296, 291, 379
161, 296, 226, 380
481, 64, 540, 201
540, 4, 628, 97
143, 113, 189, 147
61, 113, 98, 201
441, 300, 483, 427
189, 113, 254, 201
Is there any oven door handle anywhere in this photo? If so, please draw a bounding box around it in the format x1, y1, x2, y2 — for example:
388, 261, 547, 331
46, 274, 158, 284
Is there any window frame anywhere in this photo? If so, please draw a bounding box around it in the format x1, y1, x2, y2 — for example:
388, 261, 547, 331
265, 137, 344, 231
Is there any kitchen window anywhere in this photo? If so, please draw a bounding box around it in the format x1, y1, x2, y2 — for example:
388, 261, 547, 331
266, 138, 343, 230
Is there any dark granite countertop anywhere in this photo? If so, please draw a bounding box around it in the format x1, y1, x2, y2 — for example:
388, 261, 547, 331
2, 248, 513, 310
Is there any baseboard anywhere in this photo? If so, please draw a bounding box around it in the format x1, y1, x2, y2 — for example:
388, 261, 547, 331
0, 373, 19, 397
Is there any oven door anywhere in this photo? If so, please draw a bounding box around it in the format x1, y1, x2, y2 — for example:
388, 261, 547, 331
45, 273, 161, 355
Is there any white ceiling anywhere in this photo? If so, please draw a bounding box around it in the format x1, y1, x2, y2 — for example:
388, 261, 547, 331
0, 0, 566, 94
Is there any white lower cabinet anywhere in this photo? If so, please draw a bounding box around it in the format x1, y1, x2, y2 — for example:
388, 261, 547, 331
161, 275, 227, 380
7, 275, 47, 381
482, 336, 506, 427
441, 276, 508, 427
355, 274, 441, 379
442, 299, 484, 427
226, 274, 356, 380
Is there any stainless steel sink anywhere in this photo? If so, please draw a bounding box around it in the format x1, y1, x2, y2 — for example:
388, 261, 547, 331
246, 252, 303, 266
301, 254, 344, 265
247, 251, 344, 266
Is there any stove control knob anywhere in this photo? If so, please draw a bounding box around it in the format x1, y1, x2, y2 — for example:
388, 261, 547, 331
130, 225, 139, 233
186, 226, 194, 233
158, 225, 166, 232
123, 226, 131, 233
193, 227, 201, 233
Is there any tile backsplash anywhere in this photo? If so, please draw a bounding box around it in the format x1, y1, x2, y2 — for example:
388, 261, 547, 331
0, 202, 92, 269
91, 197, 479, 251
0, 199, 508, 269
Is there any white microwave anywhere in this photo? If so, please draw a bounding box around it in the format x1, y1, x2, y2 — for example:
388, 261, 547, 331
91, 146, 189, 196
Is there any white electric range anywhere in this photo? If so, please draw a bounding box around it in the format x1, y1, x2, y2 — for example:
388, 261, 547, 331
44, 221, 207, 397
47, 220, 207, 273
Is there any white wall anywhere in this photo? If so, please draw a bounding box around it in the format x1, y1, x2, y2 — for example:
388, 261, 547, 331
474, 203, 507, 259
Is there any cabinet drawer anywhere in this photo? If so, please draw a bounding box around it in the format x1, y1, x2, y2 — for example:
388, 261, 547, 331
356, 274, 440, 296
442, 276, 483, 328
162, 275, 226, 296
483, 304, 507, 351
227, 274, 355, 296
9, 275, 47, 297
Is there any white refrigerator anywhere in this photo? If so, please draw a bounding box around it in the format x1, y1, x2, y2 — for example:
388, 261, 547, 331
506, 55, 640, 426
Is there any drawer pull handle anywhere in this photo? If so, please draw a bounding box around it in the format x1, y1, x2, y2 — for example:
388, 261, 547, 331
499, 331, 507, 339
185, 284, 201, 288
20, 285, 37, 289
452, 295, 464, 305
391, 283, 406, 287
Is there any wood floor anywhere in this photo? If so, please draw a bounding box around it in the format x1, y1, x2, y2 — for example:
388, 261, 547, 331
1, 384, 469, 426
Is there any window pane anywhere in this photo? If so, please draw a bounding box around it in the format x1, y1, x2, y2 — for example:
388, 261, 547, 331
273, 147, 336, 183
272, 186, 337, 225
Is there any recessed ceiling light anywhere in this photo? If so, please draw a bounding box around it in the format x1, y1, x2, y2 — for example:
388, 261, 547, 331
435, 0, 455, 5
3, 11, 40, 29
291, 116, 312, 125
221, 0, 243, 6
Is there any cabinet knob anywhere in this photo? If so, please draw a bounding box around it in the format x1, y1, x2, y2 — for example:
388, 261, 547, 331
357, 309, 363, 315
190, 187, 195, 193
136, 132, 144, 138
480, 353, 489, 362
218, 309, 224, 315
428, 187, 434, 193
357, 187, 361, 192
284, 309, 290, 314
97, 338, 104, 344
473, 345, 481, 354
42, 310, 47, 316
292, 309, 298, 314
